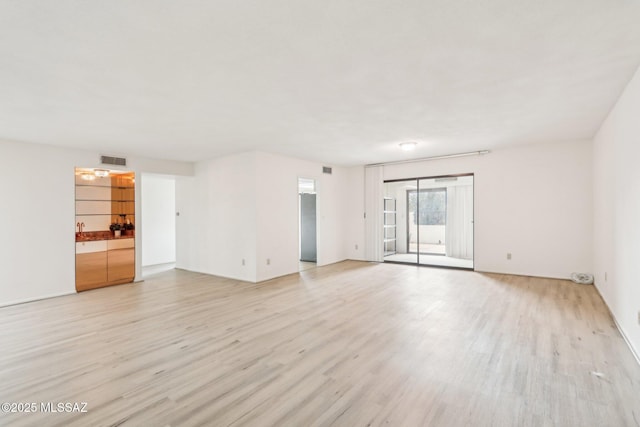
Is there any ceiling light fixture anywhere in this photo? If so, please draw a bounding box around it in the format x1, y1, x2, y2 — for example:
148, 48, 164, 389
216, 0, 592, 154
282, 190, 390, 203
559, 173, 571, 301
399, 142, 417, 151
94, 169, 110, 178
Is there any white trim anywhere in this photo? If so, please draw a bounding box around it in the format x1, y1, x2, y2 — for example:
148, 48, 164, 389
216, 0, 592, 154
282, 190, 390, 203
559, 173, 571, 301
0, 291, 77, 308
611, 314, 640, 366
175, 267, 256, 284
473, 269, 572, 280
593, 284, 640, 367
366, 150, 490, 167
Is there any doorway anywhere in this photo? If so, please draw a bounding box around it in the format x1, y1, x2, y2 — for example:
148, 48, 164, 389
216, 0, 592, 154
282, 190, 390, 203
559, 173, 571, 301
383, 174, 474, 270
141, 173, 176, 278
299, 178, 317, 271
75, 168, 136, 291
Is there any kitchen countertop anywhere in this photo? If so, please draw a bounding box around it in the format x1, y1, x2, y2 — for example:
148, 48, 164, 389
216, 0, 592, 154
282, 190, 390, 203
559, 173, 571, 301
76, 231, 135, 242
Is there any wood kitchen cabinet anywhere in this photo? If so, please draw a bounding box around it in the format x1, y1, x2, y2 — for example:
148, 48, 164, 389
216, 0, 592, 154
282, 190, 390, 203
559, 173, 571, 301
75, 239, 135, 291
76, 241, 108, 291
107, 239, 135, 283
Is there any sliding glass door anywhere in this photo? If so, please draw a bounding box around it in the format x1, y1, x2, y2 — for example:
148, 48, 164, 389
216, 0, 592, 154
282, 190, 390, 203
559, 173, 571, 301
383, 179, 418, 264
384, 174, 474, 270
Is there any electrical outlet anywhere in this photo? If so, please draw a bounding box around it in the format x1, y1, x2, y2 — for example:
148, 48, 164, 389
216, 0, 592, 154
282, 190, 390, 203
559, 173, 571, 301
266, 258, 270, 265
605, 272, 608, 282
507, 253, 512, 260
242, 259, 245, 266
355, 244, 358, 250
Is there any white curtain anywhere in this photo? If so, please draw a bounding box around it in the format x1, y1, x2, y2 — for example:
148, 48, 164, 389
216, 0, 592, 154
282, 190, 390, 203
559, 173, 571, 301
364, 165, 384, 262
445, 185, 473, 259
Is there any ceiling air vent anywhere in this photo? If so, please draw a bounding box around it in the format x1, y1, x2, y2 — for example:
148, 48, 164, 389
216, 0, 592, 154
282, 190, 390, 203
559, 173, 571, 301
101, 155, 127, 167
322, 166, 332, 175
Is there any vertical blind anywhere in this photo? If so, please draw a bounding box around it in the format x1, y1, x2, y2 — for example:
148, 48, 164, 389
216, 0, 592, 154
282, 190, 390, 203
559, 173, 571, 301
364, 166, 384, 262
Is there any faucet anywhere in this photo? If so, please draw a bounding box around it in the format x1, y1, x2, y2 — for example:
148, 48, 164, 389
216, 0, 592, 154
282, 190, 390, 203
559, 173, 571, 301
77, 222, 85, 235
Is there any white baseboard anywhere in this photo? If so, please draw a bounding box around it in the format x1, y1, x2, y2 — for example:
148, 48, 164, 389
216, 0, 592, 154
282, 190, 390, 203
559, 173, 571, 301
593, 284, 640, 367
0, 291, 77, 308
473, 268, 569, 281
611, 312, 640, 367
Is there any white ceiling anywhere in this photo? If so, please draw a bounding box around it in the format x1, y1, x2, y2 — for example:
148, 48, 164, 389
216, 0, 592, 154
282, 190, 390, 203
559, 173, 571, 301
1, 1, 640, 166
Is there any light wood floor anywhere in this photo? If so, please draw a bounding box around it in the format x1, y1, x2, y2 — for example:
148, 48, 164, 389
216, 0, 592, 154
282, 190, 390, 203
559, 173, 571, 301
0, 261, 638, 426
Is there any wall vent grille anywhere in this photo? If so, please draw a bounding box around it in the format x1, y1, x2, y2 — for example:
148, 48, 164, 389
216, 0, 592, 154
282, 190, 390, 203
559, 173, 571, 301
322, 166, 332, 174
101, 155, 127, 166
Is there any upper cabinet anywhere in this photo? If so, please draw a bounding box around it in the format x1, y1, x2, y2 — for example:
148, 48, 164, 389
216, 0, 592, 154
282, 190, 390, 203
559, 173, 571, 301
75, 171, 136, 231
111, 175, 135, 219
75, 175, 113, 232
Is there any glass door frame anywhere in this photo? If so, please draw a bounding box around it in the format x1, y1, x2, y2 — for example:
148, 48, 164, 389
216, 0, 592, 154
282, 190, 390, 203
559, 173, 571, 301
383, 173, 475, 271
406, 187, 447, 256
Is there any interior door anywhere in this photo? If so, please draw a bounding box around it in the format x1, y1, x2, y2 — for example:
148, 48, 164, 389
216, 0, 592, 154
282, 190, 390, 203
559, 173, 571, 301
300, 193, 317, 262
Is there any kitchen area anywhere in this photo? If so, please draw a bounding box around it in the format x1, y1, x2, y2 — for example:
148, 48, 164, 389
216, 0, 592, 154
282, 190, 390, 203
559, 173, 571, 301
75, 168, 136, 291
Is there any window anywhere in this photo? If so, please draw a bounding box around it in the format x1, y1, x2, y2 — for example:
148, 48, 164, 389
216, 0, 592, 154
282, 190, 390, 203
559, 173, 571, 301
408, 189, 446, 226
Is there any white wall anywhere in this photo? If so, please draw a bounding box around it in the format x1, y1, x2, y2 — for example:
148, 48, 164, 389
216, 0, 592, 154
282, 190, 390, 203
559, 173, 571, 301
593, 64, 640, 359
254, 152, 350, 281
0, 139, 193, 307
175, 152, 258, 282
344, 166, 366, 261
175, 151, 353, 283
363, 139, 593, 279
141, 174, 176, 267
410, 225, 445, 245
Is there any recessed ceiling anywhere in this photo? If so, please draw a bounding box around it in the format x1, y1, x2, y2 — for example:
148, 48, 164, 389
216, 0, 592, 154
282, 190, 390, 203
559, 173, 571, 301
1, 1, 640, 166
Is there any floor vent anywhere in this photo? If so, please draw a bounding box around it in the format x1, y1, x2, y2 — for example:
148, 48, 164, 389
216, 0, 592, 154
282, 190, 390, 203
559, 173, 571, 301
323, 166, 332, 174
101, 155, 127, 167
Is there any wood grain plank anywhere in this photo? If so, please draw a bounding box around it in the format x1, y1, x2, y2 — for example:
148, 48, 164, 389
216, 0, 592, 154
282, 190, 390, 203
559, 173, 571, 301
0, 261, 638, 426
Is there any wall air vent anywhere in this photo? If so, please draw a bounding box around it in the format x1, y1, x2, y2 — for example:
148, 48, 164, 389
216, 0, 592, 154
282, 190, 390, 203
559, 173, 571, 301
101, 155, 127, 167
322, 166, 332, 174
